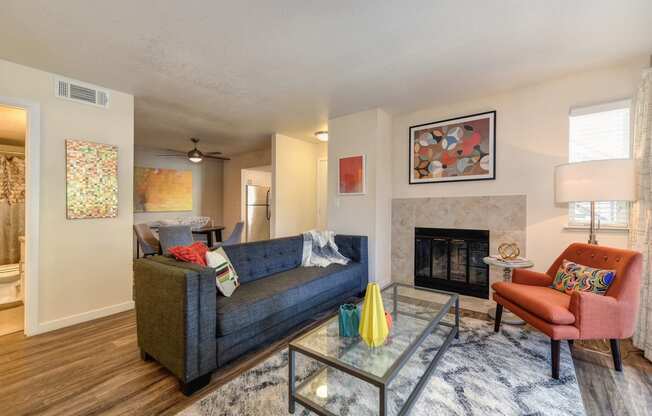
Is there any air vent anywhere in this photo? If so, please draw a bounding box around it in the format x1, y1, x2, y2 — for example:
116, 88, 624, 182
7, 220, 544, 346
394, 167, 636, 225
54, 77, 110, 108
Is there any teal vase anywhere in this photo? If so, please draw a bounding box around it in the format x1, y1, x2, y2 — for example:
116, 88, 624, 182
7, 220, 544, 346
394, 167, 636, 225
338, 304, 360, 337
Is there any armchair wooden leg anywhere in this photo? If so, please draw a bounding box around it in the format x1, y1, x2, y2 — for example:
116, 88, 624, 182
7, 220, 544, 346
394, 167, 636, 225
610, 339, 622, 372
551, 339, 560, 379
494, 304, 503, 333
567, 339, 574, 350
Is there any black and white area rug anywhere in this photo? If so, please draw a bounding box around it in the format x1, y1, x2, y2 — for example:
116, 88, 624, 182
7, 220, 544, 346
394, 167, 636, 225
178, 317, 585, 416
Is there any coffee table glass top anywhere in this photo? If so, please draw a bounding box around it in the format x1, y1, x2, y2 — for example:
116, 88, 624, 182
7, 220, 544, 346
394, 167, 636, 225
292, 284, 455, 380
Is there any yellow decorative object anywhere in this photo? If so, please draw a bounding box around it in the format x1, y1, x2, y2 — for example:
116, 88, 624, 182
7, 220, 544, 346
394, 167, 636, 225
358, 283, 389, 347
498, 243, 520, 260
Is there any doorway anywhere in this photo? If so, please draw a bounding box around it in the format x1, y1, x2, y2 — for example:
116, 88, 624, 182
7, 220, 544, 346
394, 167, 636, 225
0, 104, 26, 335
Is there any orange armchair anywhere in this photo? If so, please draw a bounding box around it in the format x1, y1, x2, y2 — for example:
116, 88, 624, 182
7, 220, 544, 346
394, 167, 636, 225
492, 243, 642, 379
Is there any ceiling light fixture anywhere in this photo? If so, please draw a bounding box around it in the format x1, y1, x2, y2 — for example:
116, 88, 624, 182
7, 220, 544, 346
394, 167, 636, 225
187, 149, 203, 163
188, 137, 204, 163
315, 131, 328, 142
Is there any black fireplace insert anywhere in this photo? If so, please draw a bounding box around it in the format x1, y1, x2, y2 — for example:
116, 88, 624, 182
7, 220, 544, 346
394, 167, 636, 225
414, 227, 489, 299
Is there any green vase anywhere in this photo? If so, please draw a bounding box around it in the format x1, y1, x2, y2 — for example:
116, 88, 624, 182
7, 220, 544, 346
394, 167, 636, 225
338, 304, 360, 337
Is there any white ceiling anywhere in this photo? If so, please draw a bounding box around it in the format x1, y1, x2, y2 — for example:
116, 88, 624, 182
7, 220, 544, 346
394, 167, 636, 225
1, 1, 651, 155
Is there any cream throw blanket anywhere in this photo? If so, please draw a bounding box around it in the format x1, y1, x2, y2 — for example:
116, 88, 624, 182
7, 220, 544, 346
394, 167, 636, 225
301, 230, 350, 267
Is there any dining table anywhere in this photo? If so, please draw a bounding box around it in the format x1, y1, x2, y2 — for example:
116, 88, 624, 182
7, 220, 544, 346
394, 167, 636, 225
190, 225, 225, 247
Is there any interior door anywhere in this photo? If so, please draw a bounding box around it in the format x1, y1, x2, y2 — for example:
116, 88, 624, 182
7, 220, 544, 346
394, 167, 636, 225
316, 159, 328, 229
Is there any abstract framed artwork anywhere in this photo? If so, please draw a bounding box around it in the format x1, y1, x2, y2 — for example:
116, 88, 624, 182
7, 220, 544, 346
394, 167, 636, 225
65, 139, 119, 219
134, 167, 193, 212
409, 111, 496, 184
338, 155, 365, 195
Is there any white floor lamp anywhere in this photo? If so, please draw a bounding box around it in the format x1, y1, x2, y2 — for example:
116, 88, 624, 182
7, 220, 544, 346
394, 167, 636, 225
555, 159, 636, 245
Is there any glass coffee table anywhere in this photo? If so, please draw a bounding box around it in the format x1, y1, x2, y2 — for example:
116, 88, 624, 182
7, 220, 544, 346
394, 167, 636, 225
288, 283, 459, 416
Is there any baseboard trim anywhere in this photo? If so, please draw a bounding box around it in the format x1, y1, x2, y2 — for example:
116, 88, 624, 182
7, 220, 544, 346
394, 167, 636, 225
28, 300, 134, 336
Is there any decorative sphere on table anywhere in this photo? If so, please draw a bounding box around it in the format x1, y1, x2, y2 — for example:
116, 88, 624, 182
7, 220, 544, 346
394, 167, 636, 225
498, 243, 520, 260
359, 283, 389, 347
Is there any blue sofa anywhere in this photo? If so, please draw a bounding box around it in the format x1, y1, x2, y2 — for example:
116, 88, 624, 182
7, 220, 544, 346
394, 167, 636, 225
133, 234, 368, 395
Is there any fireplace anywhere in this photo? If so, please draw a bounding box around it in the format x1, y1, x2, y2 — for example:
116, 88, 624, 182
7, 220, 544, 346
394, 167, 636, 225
414, 227, 489, 298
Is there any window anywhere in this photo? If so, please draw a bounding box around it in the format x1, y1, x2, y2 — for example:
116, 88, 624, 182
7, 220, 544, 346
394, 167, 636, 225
568, 99, 631, 228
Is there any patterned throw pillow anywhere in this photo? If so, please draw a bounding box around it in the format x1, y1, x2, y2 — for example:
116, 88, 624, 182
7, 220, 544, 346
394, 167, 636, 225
206, 247, 240, 297
551, 259, 616, 295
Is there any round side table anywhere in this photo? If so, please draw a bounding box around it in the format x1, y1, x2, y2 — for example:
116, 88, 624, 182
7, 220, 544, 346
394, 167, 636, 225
483, 256, 534, 325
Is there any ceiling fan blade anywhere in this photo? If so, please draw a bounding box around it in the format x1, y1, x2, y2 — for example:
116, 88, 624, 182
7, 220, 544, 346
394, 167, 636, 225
204, 155, 231, 161
205, 151, 223, 155
156, 154, 186, 157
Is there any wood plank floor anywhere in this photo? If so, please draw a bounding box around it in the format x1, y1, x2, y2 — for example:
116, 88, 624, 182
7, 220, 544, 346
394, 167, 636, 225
1, 309, 650, 416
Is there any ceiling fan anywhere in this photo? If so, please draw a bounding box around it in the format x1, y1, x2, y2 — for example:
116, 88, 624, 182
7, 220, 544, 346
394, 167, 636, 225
158, 138, 230, 163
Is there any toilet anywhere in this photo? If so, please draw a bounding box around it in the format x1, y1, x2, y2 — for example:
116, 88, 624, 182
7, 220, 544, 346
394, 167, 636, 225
0, 263, 21, 304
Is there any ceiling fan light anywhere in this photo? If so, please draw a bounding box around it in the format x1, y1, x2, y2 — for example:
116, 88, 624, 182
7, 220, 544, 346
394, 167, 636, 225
315, 131, 328, 142
188, 149, 203, 163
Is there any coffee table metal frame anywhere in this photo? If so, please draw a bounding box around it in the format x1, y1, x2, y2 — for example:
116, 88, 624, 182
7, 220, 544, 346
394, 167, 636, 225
288, 283, 459, 416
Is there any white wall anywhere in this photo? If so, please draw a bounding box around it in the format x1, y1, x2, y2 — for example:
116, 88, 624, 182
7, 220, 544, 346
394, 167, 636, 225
327, 109, 392, 287
0, 59, 134, 332
133, 146, 223, 225
271, 133, 323, 238
223, 147, 271, 237
391, 57, 647, 273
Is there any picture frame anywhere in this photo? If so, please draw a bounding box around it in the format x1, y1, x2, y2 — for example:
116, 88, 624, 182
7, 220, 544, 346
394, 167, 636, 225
409, 111, 496, 184
338, 154, 366, 195
65, 139, 119, 219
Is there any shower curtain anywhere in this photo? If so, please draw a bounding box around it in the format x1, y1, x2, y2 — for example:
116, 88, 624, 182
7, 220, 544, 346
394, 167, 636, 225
0, 156, 25, 265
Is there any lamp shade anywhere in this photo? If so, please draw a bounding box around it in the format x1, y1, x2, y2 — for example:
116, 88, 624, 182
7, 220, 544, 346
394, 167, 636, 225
555, 159, 636, 203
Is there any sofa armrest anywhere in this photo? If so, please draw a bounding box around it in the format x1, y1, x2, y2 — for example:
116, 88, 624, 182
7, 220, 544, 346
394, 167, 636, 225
134, 258, 217, 383
335, 235, 369, 293
512, 269, 554, 287
569, 291, 624, 339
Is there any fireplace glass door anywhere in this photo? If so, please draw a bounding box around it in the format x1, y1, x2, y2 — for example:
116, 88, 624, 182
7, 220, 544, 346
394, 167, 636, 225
414, 228, 489, 299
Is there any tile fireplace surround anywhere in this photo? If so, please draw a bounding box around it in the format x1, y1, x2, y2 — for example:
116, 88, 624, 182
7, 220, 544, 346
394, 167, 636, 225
391, 195, 527, 299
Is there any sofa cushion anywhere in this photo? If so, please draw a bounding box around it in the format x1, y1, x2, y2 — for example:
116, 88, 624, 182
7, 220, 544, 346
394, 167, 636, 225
223, 236, 303, 284
216, 262, 364, 336
492, 282, 575, 325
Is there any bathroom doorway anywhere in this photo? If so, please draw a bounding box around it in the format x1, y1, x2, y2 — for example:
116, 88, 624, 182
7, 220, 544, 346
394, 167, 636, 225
0, 104, 26, 335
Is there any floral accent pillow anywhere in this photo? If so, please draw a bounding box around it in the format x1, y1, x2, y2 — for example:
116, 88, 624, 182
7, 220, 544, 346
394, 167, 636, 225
551, 260, 616, 295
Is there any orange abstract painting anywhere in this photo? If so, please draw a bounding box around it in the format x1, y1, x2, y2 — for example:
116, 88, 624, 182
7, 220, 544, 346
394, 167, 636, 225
338, 155, 365, 195
134, 167, 192, 212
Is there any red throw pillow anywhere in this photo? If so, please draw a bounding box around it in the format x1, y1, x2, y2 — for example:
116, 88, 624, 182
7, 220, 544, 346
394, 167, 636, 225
168, 242, 209, 266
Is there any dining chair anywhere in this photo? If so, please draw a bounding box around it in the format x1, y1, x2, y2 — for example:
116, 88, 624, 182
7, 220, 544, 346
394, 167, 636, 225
133, 224, 161, 258
210, 222, 244, 249
223, 222, 244, 246
158, 225, 193, 254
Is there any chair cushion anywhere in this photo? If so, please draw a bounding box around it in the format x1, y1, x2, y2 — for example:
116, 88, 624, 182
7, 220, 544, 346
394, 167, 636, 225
215, 263, 363, 336
492, 282, 575, 325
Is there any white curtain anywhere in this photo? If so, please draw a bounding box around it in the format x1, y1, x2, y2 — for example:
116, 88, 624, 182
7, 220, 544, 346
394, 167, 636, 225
629, 68, 652, 361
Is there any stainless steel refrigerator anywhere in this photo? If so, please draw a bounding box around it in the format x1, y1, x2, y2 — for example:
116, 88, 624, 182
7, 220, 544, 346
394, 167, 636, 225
245, 185, 271, 242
